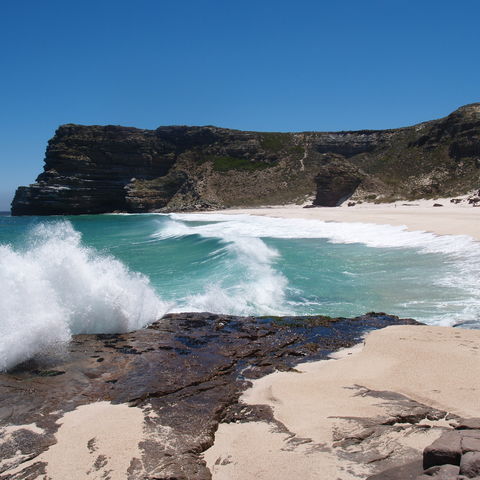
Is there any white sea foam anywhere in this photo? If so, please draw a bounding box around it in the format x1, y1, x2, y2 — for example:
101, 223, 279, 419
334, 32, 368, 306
0, 221, 168, 371
181, 237, 289, 316
154, 218, 290, 316
168, 213, 475, 253
160, 213, 480, 326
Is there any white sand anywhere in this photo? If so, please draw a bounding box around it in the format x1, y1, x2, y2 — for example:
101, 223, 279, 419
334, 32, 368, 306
204, 325, 480, 479
6, 401, 145, 479
208, 197, 480, 240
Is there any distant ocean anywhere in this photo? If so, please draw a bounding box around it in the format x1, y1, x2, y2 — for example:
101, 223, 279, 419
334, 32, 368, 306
1, 212, 479, 370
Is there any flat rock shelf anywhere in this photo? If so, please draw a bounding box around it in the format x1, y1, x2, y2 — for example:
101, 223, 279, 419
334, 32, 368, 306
0, 312, 418, 479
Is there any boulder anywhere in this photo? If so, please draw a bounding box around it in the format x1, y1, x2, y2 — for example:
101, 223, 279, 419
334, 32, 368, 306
460, 452, 480, 478
420, 464, 460, 478
455, 419, 480, 430
423, 431, 462, 469
462, 437, 480, 454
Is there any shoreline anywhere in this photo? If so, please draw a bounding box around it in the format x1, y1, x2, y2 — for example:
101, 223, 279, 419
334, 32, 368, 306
204, 325, 480, 479
1, 312, 412, 478
200, 198, 480, 477
202, 197, 480, 241
3, 199, 480, 478
6, 194, 480, 240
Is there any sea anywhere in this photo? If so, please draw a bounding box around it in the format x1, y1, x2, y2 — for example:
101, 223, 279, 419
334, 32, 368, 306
1, 211, 479, 370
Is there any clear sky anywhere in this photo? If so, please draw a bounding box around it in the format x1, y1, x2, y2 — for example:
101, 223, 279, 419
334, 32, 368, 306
1, 0, 479, 210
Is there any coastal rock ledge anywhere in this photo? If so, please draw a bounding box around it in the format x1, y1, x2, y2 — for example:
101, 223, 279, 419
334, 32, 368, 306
0, 312, 421, 479
11, 103, 480, 215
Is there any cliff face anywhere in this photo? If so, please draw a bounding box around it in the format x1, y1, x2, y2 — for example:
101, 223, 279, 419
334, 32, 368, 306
11, 104, 480, 215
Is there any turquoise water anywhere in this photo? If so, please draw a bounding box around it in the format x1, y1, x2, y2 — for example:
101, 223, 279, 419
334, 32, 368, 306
1, 211, 479, 369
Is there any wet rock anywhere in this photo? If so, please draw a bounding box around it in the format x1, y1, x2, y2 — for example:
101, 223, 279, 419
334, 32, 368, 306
423, 431, 462, 469
433, 203, 444, 207
0, 312, 418, 478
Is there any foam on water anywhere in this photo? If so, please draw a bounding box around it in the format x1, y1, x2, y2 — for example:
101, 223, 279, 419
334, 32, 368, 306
155, 218, 289, 315
0, 221, 168, 371
158, 213, 480, 326
168, 213, 476, 253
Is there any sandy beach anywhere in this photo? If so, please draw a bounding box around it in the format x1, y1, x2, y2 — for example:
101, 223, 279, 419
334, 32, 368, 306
210, 197, 480, 241
8, 324, 479, 479
3, 402, 145, 480
204, 325, 480, 479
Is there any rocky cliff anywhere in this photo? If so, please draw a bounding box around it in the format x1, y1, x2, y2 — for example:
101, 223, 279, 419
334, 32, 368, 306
11, 104, 480, 215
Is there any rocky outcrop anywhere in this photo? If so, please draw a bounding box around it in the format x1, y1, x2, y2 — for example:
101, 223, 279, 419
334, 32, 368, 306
11, 104, 480, 215
371, 418, 480, 480
313, 156, 365, 206
0, 312, 417, 479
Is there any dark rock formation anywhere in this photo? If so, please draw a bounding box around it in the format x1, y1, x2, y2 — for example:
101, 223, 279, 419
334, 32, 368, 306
0, 312, 417, 479
11, 104, 480, 215
460, 451, 480, 478
313, 157, 365, 206
423, 431, 462, 469
370, 418, 480, 480
330, 387, 451, 478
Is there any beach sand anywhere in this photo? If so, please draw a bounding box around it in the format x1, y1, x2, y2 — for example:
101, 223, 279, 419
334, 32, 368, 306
209, 196, 480, 240
4, 402, 145, 480
204, 325, 480, 479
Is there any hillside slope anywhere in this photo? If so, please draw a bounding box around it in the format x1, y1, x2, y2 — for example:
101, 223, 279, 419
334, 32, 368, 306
11, 104, 480, 215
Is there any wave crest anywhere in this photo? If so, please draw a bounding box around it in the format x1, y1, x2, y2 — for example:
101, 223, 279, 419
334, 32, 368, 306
154, 218, 290, 316
0, 221, 168, 371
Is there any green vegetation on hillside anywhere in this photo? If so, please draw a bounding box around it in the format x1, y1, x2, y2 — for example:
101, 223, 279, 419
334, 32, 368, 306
210, 155, 271, 172
260, 132, 291, 152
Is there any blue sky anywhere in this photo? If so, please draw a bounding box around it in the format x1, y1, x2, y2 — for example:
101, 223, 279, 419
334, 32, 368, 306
1, 0, 479, 210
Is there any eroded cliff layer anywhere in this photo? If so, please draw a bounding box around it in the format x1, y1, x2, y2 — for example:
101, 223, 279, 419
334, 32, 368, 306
11, 104, 480, 215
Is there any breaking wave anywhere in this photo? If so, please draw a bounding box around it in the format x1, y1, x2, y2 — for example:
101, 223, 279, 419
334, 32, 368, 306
154, 219, 289, 315
161, 213, 480, 327
0, 221, 168, 371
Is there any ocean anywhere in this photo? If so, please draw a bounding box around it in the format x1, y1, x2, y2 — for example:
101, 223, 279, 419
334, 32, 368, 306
1, 211, 479, 370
